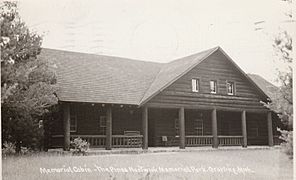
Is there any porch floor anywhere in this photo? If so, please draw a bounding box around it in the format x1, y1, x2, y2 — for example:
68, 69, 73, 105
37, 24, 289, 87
48, 145, 280, 156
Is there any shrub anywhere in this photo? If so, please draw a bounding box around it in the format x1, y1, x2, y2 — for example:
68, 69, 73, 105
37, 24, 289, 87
278, 129, 293, 159
2, 141, 16, 156
70, 137, 90, 155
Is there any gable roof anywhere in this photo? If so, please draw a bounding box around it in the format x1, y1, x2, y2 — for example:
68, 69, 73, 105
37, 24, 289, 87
139, 47, 218, 105
40, 47, 271, 106
40, 48, 163, 105
139, 47, 269, 105
247, 73, 278, 98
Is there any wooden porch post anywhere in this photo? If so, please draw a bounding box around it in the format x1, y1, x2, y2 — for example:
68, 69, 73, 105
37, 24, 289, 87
241, 110, 247, 148
63, 103, 71, 151
142, 106, 148, 150
106, 105, 112, 150
267, 111, 274, 146
212, 108, 218, 148
179, 107, 185, 149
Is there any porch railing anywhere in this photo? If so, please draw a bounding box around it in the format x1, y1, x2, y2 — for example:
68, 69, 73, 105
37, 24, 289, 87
185, 135, 243, 146
71, 135, 106, 147
218, 136, 243, 146
70, 135, 143, 148
186, 136, 213, 146
112, 135, 143, 148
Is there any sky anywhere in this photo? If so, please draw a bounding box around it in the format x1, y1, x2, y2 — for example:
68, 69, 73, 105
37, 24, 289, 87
17, 0, 295, 84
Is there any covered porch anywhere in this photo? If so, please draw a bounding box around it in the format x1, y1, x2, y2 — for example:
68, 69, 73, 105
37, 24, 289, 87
51, 102, 279, 150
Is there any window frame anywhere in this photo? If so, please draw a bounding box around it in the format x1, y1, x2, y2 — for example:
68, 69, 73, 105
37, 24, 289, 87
194, 119, 204, 136
99, 115, 107, 128
210, 80, 218, 94
226, 81, 235, 95
70, 114, 77, 132
192, 78, 200, 92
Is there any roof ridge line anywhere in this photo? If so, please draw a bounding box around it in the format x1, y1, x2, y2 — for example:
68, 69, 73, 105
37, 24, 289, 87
42, 48, 164, 65
218, 48, 269, 99
137, 64, 164, 105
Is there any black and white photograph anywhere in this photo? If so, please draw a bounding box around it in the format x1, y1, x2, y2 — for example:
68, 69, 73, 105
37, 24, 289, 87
1, 0, 295, 179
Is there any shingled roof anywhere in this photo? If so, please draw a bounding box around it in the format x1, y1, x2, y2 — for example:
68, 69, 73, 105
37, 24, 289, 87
139, 47, 218, 105
40, 47, 273, 106
40, 49, 163, 105
247, 73, 278, 98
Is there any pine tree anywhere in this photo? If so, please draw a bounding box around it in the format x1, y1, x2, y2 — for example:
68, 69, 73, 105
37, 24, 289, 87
1, 1, 58, 153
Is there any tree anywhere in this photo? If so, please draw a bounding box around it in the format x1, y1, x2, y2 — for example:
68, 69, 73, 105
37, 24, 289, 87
1, 1, 58, 153
266, 30, 293, 158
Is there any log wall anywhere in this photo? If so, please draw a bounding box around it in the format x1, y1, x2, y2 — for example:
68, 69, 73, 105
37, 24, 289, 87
146, 51, 268, 112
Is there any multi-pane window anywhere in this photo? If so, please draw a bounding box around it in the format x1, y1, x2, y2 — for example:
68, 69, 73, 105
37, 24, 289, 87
210, 80, 217, 94
99, 115, 106, 134
175, 118, 179, 136
99, 116, 106, 127
70, 114, 77, 132
251, 122, 260, 137
192, 78, 200, 92
194, 119, 203, 136
226, 81, 235, 95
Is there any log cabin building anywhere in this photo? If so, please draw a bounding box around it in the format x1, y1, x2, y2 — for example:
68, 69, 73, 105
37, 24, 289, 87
42, 46, 282, 150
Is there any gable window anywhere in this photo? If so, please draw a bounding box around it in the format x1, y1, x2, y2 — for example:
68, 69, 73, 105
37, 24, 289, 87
226, 81, 235, 95
210, 80, 217, 94
192, 78, 200, 92
70, 114, 77, 132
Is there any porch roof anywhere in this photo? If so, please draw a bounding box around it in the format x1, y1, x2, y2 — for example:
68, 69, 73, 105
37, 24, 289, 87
40, 47, 276, 105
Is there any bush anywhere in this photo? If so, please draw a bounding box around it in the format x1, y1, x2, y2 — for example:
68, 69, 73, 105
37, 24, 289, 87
279, 129, 293, 159
2, 141, 16, 156
2, 141, 33, 156
70, 137, 90, 155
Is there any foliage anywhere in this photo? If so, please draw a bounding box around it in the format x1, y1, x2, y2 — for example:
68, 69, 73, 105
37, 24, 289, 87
266, 30, 293, 158
1, 1, 58, 153
278, 129, 293, 159
2, 141, 16, 155
70, 137, 90, 155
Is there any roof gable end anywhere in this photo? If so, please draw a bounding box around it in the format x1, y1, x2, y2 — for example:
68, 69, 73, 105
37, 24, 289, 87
139, 46, 219, 105
140, 46, 269, 106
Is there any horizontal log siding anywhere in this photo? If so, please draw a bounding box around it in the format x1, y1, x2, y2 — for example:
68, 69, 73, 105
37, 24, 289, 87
112, 108, 142, 135
49, 103, 142, 147
69, 104, 142, 135
146, 51, 267, 111
185, 110, 212, 136
246, 113, 268, 145
74, 104, 104, 135
217, 111, 242, 136
148, 108, 179, 146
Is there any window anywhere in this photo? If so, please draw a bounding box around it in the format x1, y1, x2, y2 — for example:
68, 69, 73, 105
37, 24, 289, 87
99, 116, 106, 128
192, 78, 200, 92
251, 122, 260, 137
99, 116, 106, 135
210, 80, 217, 94
226, 81, 235, 95
194, 119, 203, 136
175, 118, 179, 136
70, 114, 77, 132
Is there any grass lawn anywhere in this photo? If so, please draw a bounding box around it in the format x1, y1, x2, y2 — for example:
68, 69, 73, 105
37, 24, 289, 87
2, 148, 293, 180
